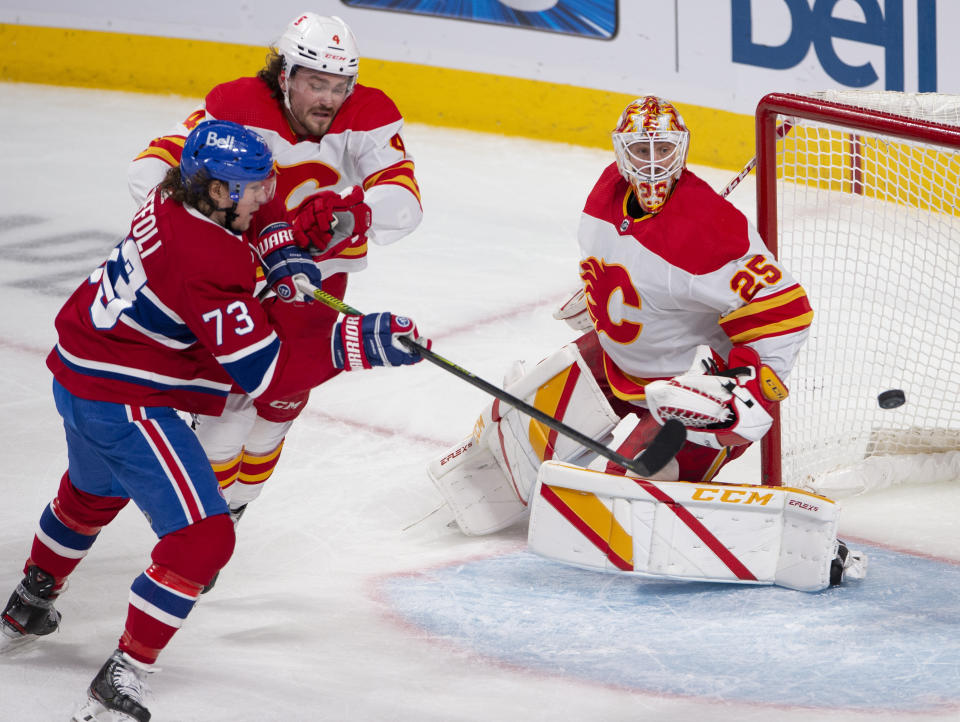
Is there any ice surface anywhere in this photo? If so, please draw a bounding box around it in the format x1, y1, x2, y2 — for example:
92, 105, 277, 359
0, 83, 957, 721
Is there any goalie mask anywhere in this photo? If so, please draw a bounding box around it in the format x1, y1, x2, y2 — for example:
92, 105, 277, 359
612, 96, 690, 213
276, 13, 360, 96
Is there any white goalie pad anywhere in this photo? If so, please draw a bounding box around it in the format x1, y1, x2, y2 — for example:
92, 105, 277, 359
427, 435, 529, 536
428, 344, 620, 536
483, 344, 620, 501
528, 461, 847, 592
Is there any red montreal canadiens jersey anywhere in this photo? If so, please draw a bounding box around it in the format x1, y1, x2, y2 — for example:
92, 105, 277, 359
47, 190, 338, 414
579, 166, 813, 401
129, 78, 422, 277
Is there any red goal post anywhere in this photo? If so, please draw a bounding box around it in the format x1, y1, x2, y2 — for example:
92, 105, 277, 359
755, 91, 960, 494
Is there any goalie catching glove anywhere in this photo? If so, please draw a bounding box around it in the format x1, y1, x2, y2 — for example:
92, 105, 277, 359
332, 313, 431, 371
293, 185, 372, 258
254, 222, 324, 302
645, 345, 788, 448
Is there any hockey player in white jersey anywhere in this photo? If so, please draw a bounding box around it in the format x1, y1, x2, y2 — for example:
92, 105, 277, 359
128, 13, 423, 590
429, 96, 865, 591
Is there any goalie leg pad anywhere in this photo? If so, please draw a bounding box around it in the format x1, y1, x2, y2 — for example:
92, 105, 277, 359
427, 435, 529, 536
479, 343, 621, 504
528, 461, 854, 592
427, 343, 621, 536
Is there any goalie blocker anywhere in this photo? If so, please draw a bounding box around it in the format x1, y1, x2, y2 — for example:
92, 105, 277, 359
528, 461, 866, 592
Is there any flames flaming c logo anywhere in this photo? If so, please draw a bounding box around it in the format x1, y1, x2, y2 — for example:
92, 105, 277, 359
580, 257, 642, 344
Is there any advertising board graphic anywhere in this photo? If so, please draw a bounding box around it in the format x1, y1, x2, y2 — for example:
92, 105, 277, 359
340, 0, 617, 40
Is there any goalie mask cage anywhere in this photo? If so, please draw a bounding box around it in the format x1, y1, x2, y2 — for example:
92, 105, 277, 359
756, 91, 960, 494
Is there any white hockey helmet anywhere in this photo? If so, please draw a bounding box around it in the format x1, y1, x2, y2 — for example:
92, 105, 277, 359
612, 96, 690, 213
277, 13, 359, 91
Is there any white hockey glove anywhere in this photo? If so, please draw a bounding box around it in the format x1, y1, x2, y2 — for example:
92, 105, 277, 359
645, 345, 788, 449
552, 286, 593, 332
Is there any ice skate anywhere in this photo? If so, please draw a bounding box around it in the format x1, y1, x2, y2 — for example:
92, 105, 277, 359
72, 649, 154, 722
200, 503, 247, 594
0, 565, 62, 654
830, 540, 868, 586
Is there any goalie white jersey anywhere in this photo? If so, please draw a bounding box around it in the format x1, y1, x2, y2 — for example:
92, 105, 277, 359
578, 165, 813, 400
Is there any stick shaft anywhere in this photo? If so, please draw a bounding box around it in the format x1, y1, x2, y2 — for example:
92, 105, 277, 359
309, 287, 683, 477
719, 120, 793, 198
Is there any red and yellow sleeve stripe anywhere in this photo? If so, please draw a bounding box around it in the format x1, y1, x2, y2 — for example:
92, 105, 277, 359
719, 284, 814, 344
600, 349, 657, 403
363, 160, 421, 206
133, 134, 187, 167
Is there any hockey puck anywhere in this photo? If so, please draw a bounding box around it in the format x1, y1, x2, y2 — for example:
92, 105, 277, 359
877, 389, 906, 409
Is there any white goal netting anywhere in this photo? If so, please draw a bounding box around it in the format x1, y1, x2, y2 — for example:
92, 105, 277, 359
766, 91, 960, 496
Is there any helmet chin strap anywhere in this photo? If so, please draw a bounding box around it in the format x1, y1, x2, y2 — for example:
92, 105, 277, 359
223, 202, 242, 234
282, 67, 295, 116
205, 187, 242, 234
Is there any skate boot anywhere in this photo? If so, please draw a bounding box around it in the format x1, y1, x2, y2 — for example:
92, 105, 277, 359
830, 540, 868, 586
73, 649, 153, 722
1, 565, 62, 651
201, 503, 247, 594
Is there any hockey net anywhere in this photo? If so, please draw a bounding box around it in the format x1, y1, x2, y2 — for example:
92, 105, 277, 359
756, 91, 960, 497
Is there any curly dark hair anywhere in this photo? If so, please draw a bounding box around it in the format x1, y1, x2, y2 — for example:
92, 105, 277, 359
257, 51, 285, 101
157, 165, 219, 217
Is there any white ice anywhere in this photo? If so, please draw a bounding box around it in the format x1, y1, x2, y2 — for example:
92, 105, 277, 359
0, 84, 957, 721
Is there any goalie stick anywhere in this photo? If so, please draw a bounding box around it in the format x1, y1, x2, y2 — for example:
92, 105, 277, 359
718, 120, 793, 198
306, 285, 687, 478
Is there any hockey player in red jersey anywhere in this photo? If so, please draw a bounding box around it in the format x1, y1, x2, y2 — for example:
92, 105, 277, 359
128, 13, 423, 552
1, 120, 428, 721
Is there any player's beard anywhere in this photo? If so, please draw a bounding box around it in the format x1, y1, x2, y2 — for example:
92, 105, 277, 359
293, 101, 336, 136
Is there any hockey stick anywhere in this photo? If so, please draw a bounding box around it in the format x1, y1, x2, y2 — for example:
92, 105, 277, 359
308, 286, 687, 477
719, 120, 794, 198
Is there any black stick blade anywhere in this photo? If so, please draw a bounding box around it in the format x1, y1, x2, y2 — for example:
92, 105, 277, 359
631, 419, 687, 477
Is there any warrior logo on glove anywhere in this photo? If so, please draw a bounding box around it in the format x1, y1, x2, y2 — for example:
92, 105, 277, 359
332, 312, 430, 371
255, 221, 324, 302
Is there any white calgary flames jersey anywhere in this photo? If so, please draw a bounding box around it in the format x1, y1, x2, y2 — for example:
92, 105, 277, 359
128, 77, 422, 277
579, 165, 813, 402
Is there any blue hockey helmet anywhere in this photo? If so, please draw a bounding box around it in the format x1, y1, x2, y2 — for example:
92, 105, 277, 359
180, 120, 275, 202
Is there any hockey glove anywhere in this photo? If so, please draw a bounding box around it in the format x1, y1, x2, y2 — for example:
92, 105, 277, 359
552, 286, 594, 332
332, 313, 431, 371
645, 345, 788, 448
293, 186, 372, 257
254, 222, 324, 302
